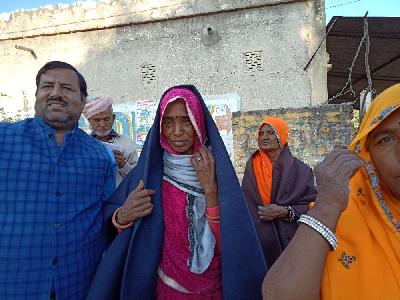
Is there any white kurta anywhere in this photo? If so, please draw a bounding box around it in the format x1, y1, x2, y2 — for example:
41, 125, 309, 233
111, 134, 138, 186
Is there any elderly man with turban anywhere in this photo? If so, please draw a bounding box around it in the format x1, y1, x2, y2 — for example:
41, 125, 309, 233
83, 96, 138, 186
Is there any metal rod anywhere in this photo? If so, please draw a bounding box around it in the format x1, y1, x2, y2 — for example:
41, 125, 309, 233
15, 45, 37, 59
303, 17, 338, 71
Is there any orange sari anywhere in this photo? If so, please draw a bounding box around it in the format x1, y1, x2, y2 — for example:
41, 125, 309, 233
320, 84, 400, 299
253, 117, 289, 205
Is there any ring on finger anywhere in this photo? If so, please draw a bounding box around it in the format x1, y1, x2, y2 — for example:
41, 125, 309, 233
195, 156, 202, 162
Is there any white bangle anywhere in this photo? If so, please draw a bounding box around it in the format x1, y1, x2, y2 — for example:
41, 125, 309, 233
298, 214, 338, 251
284, 205, 296, 221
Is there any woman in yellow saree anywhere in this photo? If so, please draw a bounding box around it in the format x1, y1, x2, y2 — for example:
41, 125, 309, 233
263, 83, 400, 300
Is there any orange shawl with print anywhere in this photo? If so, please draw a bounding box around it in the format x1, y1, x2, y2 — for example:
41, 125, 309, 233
321, 84, 400, 299
253, 117, 289, 205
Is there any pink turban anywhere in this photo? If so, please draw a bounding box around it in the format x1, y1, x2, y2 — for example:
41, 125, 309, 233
83, 96, 113, 119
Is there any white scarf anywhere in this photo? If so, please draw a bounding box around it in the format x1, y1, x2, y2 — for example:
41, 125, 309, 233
163, 151, 216, 274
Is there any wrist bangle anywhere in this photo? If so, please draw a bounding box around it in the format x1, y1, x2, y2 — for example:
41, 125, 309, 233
298, 214, 338, 251
205, 212, 220, 224
284, 206, 296, 221
205, 212, 220, 220
206, 218, 221, 224
112, 207, 133, 230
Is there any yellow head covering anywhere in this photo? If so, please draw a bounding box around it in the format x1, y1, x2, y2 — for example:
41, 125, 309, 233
349, 84, 400, 161
321, 84, 400, 299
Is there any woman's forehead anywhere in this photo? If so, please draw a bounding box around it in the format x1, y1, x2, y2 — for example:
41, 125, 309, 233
371, 109, 400, 136
260, 123, 273, 131
163, 100, 188, 117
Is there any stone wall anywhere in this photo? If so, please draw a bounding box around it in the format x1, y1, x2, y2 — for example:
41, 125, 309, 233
0, 0, 327, 117
0, 0, 320, 39
232, 103, 355, 179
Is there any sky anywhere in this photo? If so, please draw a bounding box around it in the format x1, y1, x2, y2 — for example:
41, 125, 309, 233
0, 0, 93, 13
326, 0, 399, 22
0, 0, 398, 21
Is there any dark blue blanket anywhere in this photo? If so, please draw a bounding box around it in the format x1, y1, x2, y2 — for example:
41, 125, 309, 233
87, 85, 267, 300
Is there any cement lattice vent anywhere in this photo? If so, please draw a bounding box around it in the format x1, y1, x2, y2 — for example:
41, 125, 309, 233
141, 65, 156, 84
243, 51, 263, 73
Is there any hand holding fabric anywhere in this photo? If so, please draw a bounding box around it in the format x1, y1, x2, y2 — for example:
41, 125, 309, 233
258, 204, 288, 221
313, 149, 362, 214
190, 147, 218, 207
117, 180, 154, 225
113, 150, 126, 169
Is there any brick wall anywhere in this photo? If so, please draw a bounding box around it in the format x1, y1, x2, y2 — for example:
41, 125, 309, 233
232, 104, 355, 179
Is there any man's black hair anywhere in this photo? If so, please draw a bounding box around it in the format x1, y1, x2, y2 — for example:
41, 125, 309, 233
35, 61, 88, 99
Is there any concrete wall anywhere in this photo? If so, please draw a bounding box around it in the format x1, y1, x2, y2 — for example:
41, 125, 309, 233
232, 103, 355, 179
0, 0, 327, 117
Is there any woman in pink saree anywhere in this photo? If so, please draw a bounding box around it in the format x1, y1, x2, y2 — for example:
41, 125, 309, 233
88, 85, 266, 300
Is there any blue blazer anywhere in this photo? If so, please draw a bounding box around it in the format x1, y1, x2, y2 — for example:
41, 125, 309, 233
87, 85, 267, 300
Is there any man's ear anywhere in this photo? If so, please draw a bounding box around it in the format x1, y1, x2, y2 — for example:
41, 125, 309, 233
112, 113, 116, 122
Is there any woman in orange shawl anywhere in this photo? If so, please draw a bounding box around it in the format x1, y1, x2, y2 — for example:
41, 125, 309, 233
263, 83, 400, 300
242, 117, 317, 267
